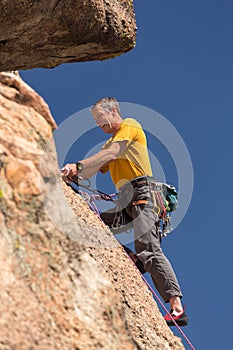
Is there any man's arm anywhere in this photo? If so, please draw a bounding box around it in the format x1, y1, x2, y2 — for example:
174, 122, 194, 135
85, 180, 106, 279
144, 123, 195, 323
62, 140, 127, 180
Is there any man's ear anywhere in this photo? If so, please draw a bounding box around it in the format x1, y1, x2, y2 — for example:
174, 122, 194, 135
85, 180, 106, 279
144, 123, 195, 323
111, 106, 117, 116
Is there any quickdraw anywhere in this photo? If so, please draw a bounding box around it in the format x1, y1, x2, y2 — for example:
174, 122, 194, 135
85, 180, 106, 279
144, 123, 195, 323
149, 181, 177, 236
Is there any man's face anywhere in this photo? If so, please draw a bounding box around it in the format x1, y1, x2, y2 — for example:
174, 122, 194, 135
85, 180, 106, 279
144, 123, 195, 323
91, 104, 115, 134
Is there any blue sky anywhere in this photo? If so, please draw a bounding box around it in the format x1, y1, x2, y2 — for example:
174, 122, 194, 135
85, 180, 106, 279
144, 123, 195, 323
21, 1, 233, 349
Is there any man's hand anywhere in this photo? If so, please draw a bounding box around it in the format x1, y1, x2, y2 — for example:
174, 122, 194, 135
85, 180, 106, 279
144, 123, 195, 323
61, 163, 78, 182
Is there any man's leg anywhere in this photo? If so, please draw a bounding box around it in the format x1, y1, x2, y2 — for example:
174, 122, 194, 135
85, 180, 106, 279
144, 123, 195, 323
102, 199, 188, 325
131, 204, 183, 304
122, 245, 146, 274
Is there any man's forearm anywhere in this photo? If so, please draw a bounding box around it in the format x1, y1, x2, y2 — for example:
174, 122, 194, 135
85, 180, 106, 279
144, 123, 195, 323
80, 148, 117, 178
62, 140, 126, 181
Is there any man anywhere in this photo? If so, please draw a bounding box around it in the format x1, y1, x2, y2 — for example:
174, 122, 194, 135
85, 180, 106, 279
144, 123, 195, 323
62, 97, 188, 327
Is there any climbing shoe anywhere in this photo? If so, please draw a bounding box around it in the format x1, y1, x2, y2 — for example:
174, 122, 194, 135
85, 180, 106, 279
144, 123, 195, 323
164, 309, 188, 327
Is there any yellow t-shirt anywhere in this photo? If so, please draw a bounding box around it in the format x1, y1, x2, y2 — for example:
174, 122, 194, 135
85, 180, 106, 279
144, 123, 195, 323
100, 118, 152, 189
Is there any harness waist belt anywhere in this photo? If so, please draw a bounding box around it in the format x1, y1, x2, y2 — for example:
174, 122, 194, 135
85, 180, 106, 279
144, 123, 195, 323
131, 199, 148, 206
130, 176, 148, 188
119, 176, 155, 192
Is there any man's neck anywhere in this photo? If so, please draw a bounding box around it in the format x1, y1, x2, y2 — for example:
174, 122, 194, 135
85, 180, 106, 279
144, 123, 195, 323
112, 120, 122, 135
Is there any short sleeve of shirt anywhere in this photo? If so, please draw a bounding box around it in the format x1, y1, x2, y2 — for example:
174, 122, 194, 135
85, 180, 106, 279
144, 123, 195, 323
112, 118, 140, 144
99, 163, 109, 174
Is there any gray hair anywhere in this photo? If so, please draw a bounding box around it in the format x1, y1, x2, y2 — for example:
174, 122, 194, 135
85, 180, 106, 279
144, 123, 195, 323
91, 97, 121, 115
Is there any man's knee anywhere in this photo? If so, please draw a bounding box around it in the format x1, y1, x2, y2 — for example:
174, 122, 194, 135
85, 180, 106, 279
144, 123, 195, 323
100, 211, 114, 227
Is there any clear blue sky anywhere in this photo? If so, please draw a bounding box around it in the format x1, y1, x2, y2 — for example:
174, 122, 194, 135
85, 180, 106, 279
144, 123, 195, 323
21, 1, 233, 349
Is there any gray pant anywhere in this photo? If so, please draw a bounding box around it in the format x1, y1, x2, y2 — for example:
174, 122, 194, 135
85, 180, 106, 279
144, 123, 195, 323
101, 177, 183, 303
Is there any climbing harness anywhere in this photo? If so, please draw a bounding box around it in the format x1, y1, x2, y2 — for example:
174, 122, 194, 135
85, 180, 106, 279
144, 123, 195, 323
64, 176, 178, 236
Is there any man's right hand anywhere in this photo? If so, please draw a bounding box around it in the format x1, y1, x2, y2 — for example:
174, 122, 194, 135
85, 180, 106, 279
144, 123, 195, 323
61, 163, 78, 183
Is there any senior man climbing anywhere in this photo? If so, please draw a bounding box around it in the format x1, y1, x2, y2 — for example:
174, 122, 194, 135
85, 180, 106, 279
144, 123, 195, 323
62, 97, 188, 327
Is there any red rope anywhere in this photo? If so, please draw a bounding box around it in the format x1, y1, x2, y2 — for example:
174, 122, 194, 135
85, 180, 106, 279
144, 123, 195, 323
140, 272, 196, 350
120, 248, 195, 350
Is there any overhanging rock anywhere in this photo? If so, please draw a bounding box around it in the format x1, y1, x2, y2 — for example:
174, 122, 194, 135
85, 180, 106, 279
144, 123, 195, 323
0, 0, 136, 71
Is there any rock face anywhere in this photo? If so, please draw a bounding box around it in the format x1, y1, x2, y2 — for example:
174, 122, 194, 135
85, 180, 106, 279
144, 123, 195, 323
0, 0, 136, 71
0, 72, 185, 349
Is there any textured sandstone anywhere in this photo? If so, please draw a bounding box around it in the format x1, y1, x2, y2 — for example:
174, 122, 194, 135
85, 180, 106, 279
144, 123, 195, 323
0, 0, 136, 71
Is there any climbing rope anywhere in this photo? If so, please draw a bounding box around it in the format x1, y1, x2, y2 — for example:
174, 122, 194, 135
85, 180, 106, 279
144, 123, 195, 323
65, 178, 117, 218
68, 177, 117, 201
